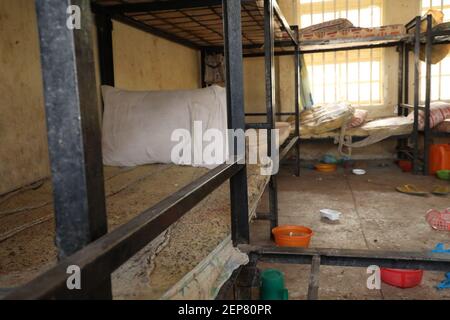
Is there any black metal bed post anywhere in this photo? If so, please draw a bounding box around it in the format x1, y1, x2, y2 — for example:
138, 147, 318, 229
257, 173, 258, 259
423, 14, 433, 176
200, 48, 207, 88
223, 0, 250, 246
294, 26, 301, 177
397, 43, 406, 159
264, 0, 278, 234
35, 0, 111, 298
413, 16, 421, 175
96, 13, 115, 86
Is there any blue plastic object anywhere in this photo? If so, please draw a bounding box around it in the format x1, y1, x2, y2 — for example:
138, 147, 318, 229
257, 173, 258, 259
437, 273, 450, 290
322, 154, 338, 164
432, 243, 450, 254
431, 243, 450, 290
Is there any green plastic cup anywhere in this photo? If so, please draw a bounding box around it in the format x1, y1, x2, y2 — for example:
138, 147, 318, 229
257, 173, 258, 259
260, 269, 289, 300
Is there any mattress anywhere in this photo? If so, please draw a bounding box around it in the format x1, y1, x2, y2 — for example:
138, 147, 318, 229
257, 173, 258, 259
0, 127, 293, 299
300, 24, 406, 42
297, 116, 413, 140
0, 162, 270, 298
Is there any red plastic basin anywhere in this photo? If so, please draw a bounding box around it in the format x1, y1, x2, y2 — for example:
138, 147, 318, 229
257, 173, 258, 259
380, 268, 424, 289
398, 160, 413, 172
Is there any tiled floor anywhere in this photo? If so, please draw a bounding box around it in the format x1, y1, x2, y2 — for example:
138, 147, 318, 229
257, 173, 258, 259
251, 162, 450, 300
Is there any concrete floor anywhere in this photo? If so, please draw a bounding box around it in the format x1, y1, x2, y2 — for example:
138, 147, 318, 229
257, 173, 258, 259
251, 161, 450, 300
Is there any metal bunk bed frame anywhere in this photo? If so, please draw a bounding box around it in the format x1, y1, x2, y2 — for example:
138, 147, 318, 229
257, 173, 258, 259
218, 16, 450, 300
404, 15, 450, 175
4, 0, 299, 299
5, 1, 450, 301
279, 28, 419, 165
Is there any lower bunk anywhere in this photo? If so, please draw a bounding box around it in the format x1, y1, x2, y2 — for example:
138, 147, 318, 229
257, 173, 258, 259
0, 162, 271, 299
0, 117, 294, 299
295, 115, 414, 157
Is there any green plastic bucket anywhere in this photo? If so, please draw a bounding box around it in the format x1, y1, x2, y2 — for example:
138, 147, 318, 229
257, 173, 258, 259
260, 269, 289, 300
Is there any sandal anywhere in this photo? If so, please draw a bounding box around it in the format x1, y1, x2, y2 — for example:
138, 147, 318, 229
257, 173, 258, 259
432, 186, 450, 196
396, 184, 428, 196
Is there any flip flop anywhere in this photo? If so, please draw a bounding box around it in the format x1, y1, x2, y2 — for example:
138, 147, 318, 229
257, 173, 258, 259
432, 186, 450, 196
396, 184, 428, 196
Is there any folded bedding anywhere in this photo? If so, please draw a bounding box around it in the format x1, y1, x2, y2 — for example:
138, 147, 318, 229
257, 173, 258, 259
300, 18, 405, 42
407, 101, 450, 130
298, 102, 354, 136
298, 116, 413, 139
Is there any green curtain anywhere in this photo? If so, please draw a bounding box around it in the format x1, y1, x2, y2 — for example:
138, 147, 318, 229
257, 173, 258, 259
299, 55, 314, 110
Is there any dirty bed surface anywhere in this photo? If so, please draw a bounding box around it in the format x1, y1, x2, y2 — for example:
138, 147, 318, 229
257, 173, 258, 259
252, 163, 450, 300
0, 164, 267, 299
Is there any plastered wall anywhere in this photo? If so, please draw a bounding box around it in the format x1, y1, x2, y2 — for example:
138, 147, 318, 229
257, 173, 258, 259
0, 2, 200, 195
111, 21, 200, 91
0, 0, 49, 195
0, 1, 437, 193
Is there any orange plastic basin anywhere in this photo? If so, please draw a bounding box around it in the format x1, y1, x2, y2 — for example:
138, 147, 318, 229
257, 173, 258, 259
315, 164, 337, 173
429, 144, 450, 175
272, 226, 313, 248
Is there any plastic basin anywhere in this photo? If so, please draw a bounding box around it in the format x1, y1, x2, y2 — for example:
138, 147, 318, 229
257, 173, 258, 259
437, 170, 450, 180
380, 268, 424, 289
272, 226, 313, 248
429, 144, 450, 175
398, 160, 413, 172
315, 164, 337, 173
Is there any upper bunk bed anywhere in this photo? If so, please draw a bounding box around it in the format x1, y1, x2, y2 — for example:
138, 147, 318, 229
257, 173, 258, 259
295, 18, 409, 54
91, 0, 298, 55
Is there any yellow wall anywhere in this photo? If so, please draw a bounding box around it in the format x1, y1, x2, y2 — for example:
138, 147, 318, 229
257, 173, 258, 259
244, 0, 298, 121
0, 2, 200, 195
112, 21, 200, 91
0, 0, 49, 195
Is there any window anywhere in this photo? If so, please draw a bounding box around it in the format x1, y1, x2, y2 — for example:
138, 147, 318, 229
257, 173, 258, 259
421, 0, 450, 101
299, 0, 383, 106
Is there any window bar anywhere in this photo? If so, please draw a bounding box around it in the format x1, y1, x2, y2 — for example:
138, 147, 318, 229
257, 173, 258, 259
345, 0, 349, 102
322, 0, 326, 103
334, 52, 338, 102
439, 0, 443, 100
334, 0, 338, 102
357, 0, 361, 105
370, 49, 373, 106
323, 52, 326, 103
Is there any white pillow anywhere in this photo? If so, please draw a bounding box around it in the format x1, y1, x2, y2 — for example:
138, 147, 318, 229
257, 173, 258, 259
101, 85, 228, 168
